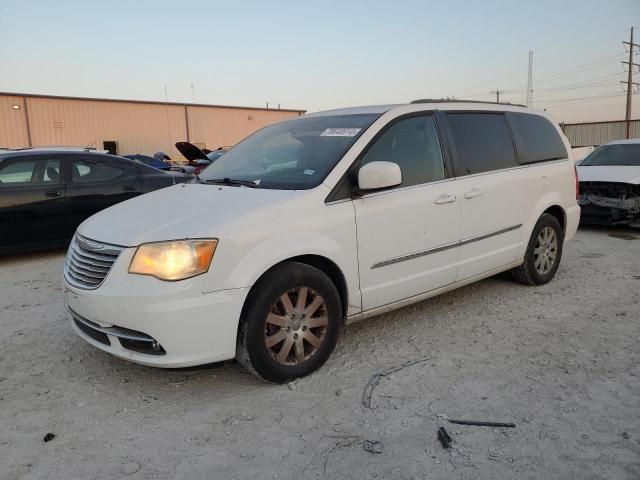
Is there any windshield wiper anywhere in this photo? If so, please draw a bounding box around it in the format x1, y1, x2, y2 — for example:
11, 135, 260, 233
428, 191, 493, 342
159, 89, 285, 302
203, 177, 260, 188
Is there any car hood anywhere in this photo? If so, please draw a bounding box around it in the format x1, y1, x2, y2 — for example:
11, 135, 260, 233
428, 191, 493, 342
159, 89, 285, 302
175, 141, 208, 161
577, 165, 640, 184
77, 183, 297, 247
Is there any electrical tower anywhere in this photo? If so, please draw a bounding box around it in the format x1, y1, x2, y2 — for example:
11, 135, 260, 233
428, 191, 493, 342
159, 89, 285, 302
526, 51, 534, 107
622, 26, 640, 138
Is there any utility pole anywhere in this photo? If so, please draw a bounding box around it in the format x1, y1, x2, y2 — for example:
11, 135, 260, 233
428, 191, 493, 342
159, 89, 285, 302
622, 26, 640, 138
526, 50, 534, 107
491, 89, 501, 103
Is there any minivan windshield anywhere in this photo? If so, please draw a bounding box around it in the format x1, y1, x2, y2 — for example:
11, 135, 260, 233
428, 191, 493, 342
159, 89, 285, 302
580, 144, 640, 167
198, 114, 379, 189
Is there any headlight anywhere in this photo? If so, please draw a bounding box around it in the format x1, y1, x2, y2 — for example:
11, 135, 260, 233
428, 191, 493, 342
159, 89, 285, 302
129, 239, 217, 281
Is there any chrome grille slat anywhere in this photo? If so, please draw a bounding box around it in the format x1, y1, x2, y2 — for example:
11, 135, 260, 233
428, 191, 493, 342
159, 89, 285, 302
66, 260, 106, 279
70, 245, 119, 263
70, 250, 113, 267
64, 234, 123, 290
68, 252, 111, 271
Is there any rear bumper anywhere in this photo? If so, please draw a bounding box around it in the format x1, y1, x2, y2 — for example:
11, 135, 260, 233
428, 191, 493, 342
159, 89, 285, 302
64, 257, 249, 367
565, 204, 581, 241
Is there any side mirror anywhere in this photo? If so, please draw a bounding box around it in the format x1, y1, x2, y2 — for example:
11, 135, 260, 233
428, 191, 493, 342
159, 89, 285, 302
358, 161, 402, 191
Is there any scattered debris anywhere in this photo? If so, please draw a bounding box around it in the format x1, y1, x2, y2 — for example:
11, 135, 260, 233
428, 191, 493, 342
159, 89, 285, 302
448, 419, 516, 428
363, 439, 384, 454
361, 355, 433, 408
287, 379, 299, 391
335, 388, 343, 396
437, 427, 452, 449
43, 433, 55, 442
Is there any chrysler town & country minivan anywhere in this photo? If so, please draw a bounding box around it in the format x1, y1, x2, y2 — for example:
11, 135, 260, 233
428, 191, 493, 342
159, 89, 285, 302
64, 100, 580, 382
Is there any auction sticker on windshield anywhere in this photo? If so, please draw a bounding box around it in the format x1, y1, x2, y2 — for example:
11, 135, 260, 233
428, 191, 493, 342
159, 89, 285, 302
320, 128, 361, 137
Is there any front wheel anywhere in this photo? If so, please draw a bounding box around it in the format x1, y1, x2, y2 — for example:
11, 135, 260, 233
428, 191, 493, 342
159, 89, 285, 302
236, 262, 342, 383
511, 213, 564, 286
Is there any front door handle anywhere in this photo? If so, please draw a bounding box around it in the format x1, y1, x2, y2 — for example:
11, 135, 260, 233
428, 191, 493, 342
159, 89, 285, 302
464, 188, 483, 199
122, 185, 136, 192
45, 190, 62, 198
434, 194, 456, 204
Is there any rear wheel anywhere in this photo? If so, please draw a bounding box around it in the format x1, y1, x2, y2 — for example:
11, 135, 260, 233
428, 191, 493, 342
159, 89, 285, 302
236, 262, 342, 383
511, 213, 564, 286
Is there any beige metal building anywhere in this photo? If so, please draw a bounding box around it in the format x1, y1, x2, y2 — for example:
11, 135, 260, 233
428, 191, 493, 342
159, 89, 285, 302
0, 92, 305, 158
561, 119, 640, 147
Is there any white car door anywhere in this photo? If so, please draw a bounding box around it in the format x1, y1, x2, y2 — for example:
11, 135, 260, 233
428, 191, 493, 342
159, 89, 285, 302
443, 112, 531, 281
353, 114, 461, 311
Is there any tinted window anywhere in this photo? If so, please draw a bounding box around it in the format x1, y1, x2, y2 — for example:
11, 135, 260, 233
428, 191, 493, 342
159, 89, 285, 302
41, 159, 62, 184
71, 159, 124, 183
360, 115, 445, 187
507, 112, 567, 164
0, 159, 36, 184
580, 144, 640, 167
447, 113, 517, 176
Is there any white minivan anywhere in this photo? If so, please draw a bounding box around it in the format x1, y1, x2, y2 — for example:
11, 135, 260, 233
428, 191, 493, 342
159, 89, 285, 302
64, 100, 580, 382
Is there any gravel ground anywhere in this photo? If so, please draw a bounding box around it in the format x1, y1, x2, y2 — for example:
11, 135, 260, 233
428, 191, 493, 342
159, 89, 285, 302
1, 227, 639, 480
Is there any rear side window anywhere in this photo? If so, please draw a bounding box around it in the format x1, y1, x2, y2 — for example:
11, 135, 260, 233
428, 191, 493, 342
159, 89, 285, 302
360, 115, 445, 187
507, 112, 567, 164
446, 113, 517, 176
71, 159, 124, 183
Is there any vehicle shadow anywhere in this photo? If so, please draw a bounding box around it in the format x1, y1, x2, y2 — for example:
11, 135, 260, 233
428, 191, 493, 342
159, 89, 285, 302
0, 247, 67, 266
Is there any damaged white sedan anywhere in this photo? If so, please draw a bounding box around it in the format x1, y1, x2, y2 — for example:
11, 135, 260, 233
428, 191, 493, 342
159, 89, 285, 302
577, 139, 640, 227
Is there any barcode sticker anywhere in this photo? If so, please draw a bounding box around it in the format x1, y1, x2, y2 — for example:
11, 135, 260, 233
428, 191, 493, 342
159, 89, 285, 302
320, 128, 361, 137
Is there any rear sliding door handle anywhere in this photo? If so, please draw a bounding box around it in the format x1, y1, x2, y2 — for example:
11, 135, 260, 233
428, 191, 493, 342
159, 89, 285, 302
45, 190, 62, 198
464, 188, 483, 199
434, 194, 456, 204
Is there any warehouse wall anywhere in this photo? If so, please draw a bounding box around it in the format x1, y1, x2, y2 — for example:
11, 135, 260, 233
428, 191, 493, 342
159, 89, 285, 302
0, 94, 303, 158
562, 120, 640, 147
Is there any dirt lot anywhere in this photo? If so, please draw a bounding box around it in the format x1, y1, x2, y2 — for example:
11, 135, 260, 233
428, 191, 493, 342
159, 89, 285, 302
1, 227, 639, 480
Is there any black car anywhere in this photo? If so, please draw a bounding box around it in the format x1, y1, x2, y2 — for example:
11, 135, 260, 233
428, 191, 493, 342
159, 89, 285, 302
0, 149, 192, 254
122, 154, 172, 170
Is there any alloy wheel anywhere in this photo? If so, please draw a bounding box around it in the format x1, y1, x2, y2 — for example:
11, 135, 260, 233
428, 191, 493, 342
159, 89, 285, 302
533, 226, 558, 275
263, 287, 329, 366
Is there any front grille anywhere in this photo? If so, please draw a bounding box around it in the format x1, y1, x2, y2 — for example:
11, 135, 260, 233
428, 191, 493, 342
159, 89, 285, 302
64, 234, 123, 289
70, 308, 166, 356
74, 317, 111, 345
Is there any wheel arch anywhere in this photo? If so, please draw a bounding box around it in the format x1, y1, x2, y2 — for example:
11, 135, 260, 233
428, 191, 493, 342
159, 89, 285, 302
237, 254, 350, 339
542, 204, 566, 236
519, 193, 567, 259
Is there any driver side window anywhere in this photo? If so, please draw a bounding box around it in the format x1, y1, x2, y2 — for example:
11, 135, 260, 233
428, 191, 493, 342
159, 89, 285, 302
360, 115, 445, 188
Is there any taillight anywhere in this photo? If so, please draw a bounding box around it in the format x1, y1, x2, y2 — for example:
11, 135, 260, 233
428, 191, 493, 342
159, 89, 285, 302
574, 164, 579, 200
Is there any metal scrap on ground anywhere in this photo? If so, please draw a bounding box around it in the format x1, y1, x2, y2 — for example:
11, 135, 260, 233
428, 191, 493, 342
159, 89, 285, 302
448, 419, 516, 428
361, 355, 433, 408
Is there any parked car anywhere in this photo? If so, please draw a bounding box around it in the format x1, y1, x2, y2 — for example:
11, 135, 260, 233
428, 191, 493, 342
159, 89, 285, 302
576, 139, 640, 226
174, 142, 228, 174
0, 148, 192, 254
64, 101, 580, 382
123, 154, 172, 170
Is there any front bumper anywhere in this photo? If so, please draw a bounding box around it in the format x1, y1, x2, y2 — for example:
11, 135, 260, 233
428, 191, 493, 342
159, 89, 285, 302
65, 247, 249, 368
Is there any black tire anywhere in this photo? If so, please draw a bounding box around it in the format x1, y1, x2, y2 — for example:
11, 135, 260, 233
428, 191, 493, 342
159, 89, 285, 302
511, 213, 564, 286
236, 262, 342, 383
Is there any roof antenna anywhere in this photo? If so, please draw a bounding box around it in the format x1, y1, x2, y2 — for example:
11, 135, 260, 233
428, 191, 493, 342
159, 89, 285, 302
85, 140, 96, 151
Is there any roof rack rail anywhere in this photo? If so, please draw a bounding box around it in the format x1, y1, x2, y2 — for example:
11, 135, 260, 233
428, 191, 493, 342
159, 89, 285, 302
0, 146, 103, 152
410, 98, 528, 108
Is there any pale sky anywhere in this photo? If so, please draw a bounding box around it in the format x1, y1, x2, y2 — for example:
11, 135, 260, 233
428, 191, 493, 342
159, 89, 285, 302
0, 0, 638, 123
